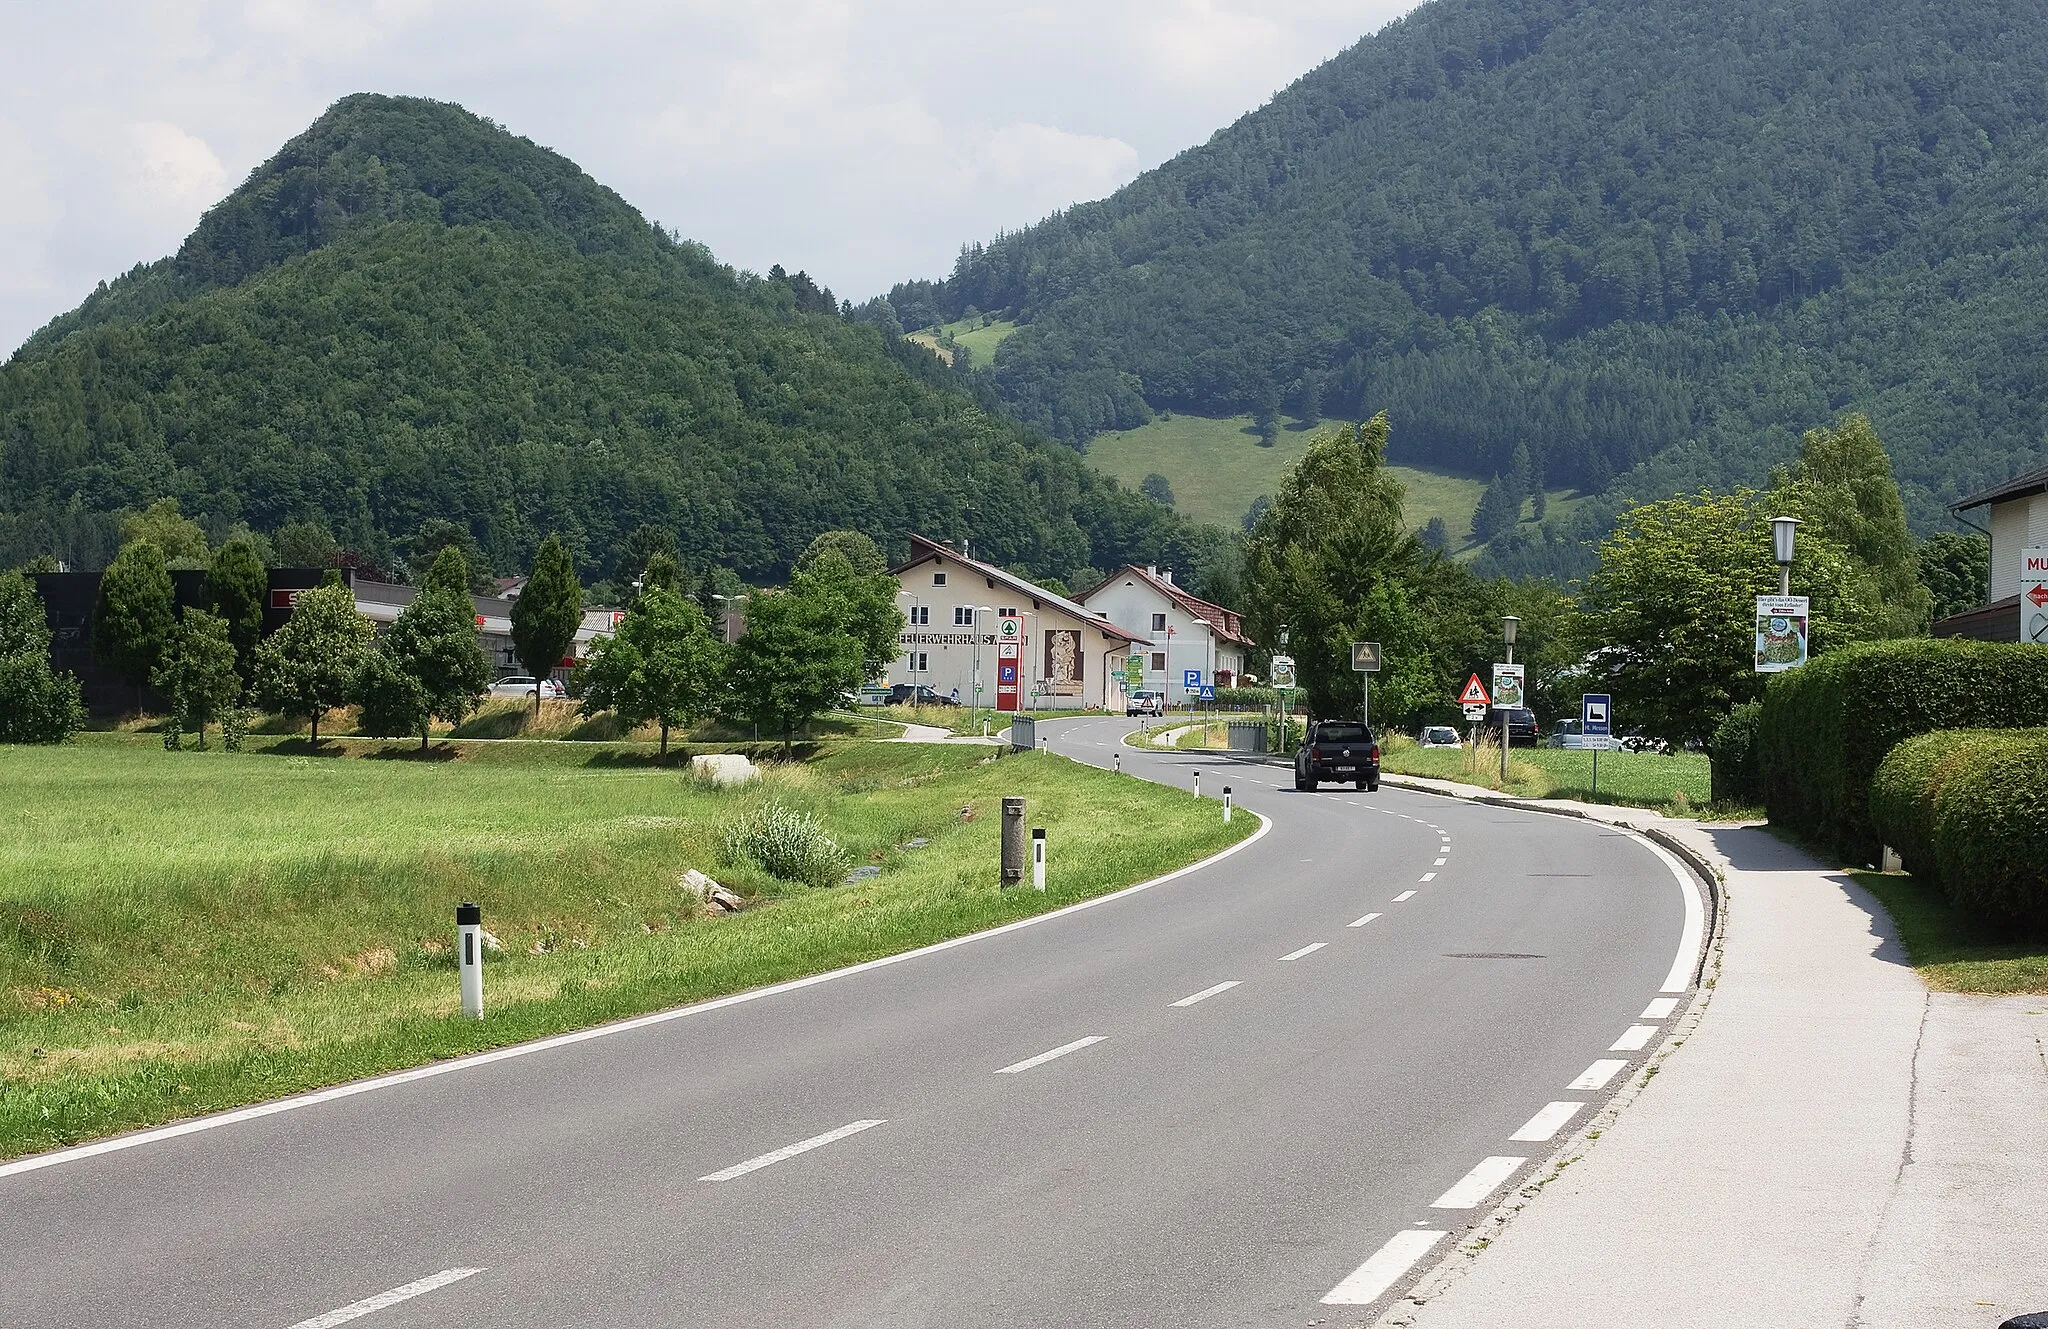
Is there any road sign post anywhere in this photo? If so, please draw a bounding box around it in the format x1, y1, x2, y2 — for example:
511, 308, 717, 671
1582, 693, 1612, 797
1492, 664, 1525, 784
1270, 655, 1297, 755
1458, 674, 1491, 749
1351, 641, 1382, 726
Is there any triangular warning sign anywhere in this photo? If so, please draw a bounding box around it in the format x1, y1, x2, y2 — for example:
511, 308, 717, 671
1457, 674, 1491, 706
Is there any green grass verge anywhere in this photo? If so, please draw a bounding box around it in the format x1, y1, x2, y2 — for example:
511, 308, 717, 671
865, 705, 1105, 736
1847, 871, 2048, 994
1378, 736, 1713, 814
1082, 411, 1586, 540
0, 740, 1251, 1159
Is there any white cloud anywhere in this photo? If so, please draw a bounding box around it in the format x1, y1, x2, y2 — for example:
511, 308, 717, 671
0, 0, 1421, 354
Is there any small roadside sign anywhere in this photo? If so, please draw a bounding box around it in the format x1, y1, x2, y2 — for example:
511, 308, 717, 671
1463, 703, 1487, 721
1199, 684, 1216, 700
2024, 548, 2048, 645
1582, 693, 1612, 737
1755, 595, 1811, 672
1457, 674, 1490, 707
997, 615, 1022, 643
1350, 641, 1383, 672
1270, 654, 1297, 689
1184, 669, 1203, 691
1492, 663, 1525, 709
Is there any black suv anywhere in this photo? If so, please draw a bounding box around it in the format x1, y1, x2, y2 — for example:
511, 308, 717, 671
1295, 720, 1380, 791
1481, 707, 1540, 747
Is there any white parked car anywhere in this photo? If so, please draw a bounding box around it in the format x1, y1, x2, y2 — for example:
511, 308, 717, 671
1418, 724, 1462, 749
488, 676, 565, 701
1126, 690, 1165, 717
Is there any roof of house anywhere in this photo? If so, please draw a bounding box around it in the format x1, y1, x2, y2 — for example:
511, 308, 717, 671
893, 535, 1146, 644
1075, 564, 1255, 647
1930, 594, 2022, 643
1952, 463, 2048, 512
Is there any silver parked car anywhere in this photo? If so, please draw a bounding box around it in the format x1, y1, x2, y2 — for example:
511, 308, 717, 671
488, 675, 565, 701
1418, 724, 1462, 749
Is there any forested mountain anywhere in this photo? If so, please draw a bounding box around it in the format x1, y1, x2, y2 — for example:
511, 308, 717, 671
0, 95, 1220, 589
881, 0, 2048, 573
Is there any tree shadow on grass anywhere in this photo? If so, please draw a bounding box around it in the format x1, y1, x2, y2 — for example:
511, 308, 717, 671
361, 743, 465, 762
260, 738, 350, 758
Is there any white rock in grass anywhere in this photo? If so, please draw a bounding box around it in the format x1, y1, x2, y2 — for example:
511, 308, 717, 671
706, 886, 745, 913
691, 753, 759, 786
479, 929, 504, 953
680, 868, 718, 902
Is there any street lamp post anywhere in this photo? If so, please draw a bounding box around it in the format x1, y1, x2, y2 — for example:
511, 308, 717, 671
1277, 624, 1290, 756
971, 605, 994, 733
710, 592, 747, 645
895, 590, 922, 699
1501, 614, 1520, 784
1771, 516, 1801, 596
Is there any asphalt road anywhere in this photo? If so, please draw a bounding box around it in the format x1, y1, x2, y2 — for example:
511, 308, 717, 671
0, 716, 1699, 1328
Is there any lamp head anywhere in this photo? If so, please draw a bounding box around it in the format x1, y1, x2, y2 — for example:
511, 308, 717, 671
1502, 614, 1521, 647
1771, 516, 1801, 566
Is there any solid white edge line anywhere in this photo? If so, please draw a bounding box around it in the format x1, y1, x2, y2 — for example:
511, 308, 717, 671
0, 797, 1272, 1182
1627, 830, 1706, 993
1640, 996, 1680, 1019
286, 1268, 485, 1329
1609, 1024, 1657, 1052
1509, 1101, 1584, 1142
698, 1119, 885, 1182
1430, 1155, 1528, 1208
1568, 1059, 1630, 1091
1347, 912, 1382, 928
1321, 1230, 1446, 1305
1170, 981, 1241, 1008
994, 1036, 1107, 1075
1279, 942, 1327, 961
1393, 890, 1417, 902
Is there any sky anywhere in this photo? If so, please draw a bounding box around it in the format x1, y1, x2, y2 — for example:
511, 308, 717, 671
1, 0, 1423, 356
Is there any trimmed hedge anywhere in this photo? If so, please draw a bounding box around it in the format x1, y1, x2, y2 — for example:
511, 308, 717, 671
1709, 701, 1762, 805
1759, 640, 2048, 862
1931, 736, 2048, 933
1868, 729, 2048, 885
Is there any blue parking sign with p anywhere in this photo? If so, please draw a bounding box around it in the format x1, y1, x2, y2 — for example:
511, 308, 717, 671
1183, 669, 1202, 690
1582, 694, 1612, 737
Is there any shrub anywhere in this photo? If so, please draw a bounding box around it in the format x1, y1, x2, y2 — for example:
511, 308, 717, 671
0, 652, 86, 745
1929, 733, 2048, 934
1212, 686, 1277, 710
720, 804, 848, 888
1709, 701, 1763, 805
1868, 730, 2042, 885
1758, 640, 2048, 862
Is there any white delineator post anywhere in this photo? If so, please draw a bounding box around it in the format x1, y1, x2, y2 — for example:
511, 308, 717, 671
1113, 751, 1120, 774
1032, 829, 1046, 892
457, 901, 483, 1020
1193, 769, 1201, 800
1223, 786, 1233, 821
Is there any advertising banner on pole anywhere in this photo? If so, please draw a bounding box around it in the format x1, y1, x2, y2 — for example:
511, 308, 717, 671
1754, 595, 1811, 672
2024, 548, 2048, 645
1269, 655, 1297, 690
1491, 664, 1525, 709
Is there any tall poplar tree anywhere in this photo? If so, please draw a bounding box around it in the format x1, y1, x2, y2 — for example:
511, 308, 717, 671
511, 534, 581, 715
203, 538, 269, 681
93, 540, 177, 712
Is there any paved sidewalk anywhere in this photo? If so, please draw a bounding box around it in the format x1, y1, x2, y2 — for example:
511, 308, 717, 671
1372, 775, 2048, 1329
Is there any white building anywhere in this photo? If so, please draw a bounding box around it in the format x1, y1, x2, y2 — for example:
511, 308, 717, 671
1074, 565, 1253, 704
352, 580, 621, 682
887, 535, 1145, 711
1940, 463, 2048, 642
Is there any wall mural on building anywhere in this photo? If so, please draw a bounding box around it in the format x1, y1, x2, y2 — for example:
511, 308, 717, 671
1044, 629, 1083, 696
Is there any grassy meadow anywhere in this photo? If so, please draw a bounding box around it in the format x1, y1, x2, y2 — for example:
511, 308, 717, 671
0, 738, 1251, 1159
906, 317, 1019, 368
1084, 411, 1586, 541
1372, 735, 1714, 814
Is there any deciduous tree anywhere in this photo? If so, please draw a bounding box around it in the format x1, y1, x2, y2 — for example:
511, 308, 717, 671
121, 499, 210, 566
357, 568, 490, 749
722, 587, 865, 754
580, 586, 725, 753
153, 609, 242, 750
93, 540, 177, 712
0, 571, 84, 744
252, 582, 373, 749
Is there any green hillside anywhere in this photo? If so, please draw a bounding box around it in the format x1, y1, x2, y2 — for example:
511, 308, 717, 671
1085, 411, 1584, 544
0, 96, 1223, 588
884, 0, 2048, 572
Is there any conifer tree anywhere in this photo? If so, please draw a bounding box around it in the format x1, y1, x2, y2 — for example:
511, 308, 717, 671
93, 540, 177, 712
511, 534, 581, 714
204, 539, 269, 681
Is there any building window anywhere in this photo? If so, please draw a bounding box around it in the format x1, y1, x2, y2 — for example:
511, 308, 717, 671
1151, 652, 1167, 671
1151, 612, 1167, 631
998, 606, 1018, 617
908, 605, 929, 625
954, 606, 974, 626
910, 651, 929, 672
933, 572, 946, 586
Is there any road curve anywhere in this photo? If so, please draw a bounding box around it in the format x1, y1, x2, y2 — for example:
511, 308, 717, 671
0, 717, 1698, 1328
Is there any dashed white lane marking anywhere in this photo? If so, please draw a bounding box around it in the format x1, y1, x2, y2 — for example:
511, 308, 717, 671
1432, 857, 1447, 866
1347, 912, 1382, 928
1569, 1059, 1630, 1091
1171, 981, 1241, 1008
1609, 1025, 1658, 1052
1419, 872, 1437, 883
1321, 1230, 1447, 1305
699, 1120, 886, 1181
1430, 1155, 1528, 1208
1393, 890, 1417, 902
286, 1269, 486, 1329
1640, 997, 1680, 1020
1509, 1101, 1584, 1142
994, 1037, 1107, 1075
1279, 942, 1328, 961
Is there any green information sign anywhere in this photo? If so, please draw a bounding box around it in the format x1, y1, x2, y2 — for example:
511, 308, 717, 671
1125, 654, 1145, 687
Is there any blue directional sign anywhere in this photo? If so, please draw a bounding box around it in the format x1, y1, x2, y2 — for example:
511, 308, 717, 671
1183, 669, 1203, 690
1582, 693, 1613, 738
